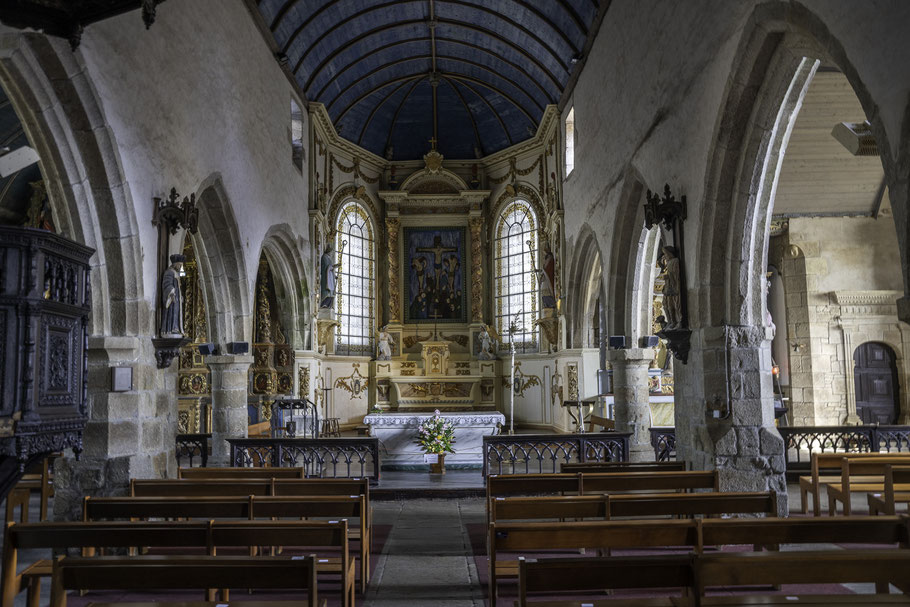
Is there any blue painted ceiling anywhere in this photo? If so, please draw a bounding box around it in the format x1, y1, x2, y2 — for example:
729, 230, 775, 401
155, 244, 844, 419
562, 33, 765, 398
256, 0, 602, 161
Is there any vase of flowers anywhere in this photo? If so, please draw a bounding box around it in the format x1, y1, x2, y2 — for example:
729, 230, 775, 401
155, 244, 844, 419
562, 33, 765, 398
415, 410, 455, 474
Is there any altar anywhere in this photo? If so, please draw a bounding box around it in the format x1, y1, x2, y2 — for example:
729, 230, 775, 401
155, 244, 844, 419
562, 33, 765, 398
363, 411, 505, 467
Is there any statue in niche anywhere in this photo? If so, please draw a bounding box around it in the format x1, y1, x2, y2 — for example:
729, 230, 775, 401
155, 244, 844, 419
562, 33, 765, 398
377, 325, 395, 361
477, 324, 497, 360
538, 242, 557, 309
658, 245, 682, 330
160, 253, 186, 337
319, 242, 340, 309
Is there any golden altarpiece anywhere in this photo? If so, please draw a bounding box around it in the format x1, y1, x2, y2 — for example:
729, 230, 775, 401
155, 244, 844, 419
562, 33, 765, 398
176, 235, 211, 433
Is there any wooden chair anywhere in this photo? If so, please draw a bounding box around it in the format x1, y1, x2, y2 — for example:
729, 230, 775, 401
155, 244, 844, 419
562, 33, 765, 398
800, 452, 910, 516
211, 520, 354, 607
826, 456, 910, 515
49, 554, 323, 607
586, 414, 615, 432
178, 466, 305, 479
4, 488, 30, 528
13, 454, 58, 522
2, 520, 211, 607
869, 465, 910, 515
517, 554, 693, 607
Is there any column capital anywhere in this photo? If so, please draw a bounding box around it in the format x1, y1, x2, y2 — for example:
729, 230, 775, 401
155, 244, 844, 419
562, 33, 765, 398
607, 347, 655, 364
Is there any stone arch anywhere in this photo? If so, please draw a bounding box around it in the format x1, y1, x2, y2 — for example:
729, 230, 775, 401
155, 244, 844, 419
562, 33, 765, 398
0, 33, 143, 337
566, 224, 605, 349
192, 175, 251, 346
490, 182, 545, 231
258, 224, 309, 350
326, 182, 381, 230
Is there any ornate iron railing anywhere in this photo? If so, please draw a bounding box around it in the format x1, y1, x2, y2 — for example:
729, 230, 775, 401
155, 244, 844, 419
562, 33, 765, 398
176, 433, 210, 467
227, 437, 380, 482
649, 427, 676, 462
481, 432, 631, 476
779, 424, 910, 472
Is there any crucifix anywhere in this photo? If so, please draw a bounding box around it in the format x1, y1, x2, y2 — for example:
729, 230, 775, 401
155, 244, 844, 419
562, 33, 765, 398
416, 235, 457, 292
428, 136, 437, 151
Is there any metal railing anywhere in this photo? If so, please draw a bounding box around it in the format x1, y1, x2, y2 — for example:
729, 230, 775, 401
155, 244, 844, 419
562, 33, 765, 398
649, 427, 676, 462
176, 433, 210, 467
482, 432, 631, 476
779, 424, 910, 473
227, 437, 380, 482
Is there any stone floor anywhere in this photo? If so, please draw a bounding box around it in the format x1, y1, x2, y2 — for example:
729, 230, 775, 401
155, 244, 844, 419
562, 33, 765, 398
0, 479, 888, 606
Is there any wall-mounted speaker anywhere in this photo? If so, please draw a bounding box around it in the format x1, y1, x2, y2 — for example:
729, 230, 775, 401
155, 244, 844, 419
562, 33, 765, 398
640, 335, 659, 348
227, 341, 249, 355
197, 342, 216, 356
608, 335, 626, 350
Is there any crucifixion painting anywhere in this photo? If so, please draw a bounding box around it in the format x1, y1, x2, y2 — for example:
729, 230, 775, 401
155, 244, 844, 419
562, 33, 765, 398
404, 226, 466, 323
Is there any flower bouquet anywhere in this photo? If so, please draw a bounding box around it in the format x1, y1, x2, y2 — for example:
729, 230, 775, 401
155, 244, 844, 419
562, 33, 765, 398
415, 410, 455, 473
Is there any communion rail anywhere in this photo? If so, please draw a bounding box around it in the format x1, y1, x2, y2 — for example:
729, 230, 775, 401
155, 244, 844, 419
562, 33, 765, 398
482, 432, 631, 476
227, 437, 380, 483
176, 433, 210, 467
649, 427, 677, 462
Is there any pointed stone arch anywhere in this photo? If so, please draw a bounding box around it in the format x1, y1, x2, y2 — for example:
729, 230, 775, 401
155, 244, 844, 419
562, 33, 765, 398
566, 224, 604, 350
259, 224, 310, 350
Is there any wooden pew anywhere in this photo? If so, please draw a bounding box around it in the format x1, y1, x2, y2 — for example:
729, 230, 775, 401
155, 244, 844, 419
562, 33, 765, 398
487, 519, 699, 607
800, 452, 910, 516
699, 515, 910, 551
517, 555, 689, 606
869, 465, 910, 515
212, 520, 354, 607
695, 548, 910, 597
130, 478, 274, 497
560, 461, 687, 473
83, 494, 371, 592
178, 466, 305, 479
489, 492, 777, 523
826, 456, 910, 515
516, 554, 692, 607
2, 520, 211, 607
49, 554, 323, 607
13, 454, 58, 522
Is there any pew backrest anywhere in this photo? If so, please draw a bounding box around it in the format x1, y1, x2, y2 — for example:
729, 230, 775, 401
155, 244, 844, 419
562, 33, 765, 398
177, 466, 305, 479
699, 515, 910, 549
84, 495, 253, 521
130, 479, 274, 497
49, 555, 319, 607
560, 461, 687, 473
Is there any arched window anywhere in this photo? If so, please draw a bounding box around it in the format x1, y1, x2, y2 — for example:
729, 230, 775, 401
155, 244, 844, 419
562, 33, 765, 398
494, 200, 538, 353
336, 201, 375, 356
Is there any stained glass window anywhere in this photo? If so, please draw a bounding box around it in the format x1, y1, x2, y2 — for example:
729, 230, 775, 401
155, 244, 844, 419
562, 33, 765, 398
494, 200, 538, 353
336, 201, 374, 356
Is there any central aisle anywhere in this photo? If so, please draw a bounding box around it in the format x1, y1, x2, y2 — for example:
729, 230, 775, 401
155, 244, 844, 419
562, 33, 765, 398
364, 498, 485, 606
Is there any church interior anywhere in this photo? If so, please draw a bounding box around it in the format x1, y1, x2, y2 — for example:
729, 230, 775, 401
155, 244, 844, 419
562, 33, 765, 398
1, 0, 910, 605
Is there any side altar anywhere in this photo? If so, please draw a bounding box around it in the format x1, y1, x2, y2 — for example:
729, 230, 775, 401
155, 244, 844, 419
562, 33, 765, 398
363, 411, 504, 467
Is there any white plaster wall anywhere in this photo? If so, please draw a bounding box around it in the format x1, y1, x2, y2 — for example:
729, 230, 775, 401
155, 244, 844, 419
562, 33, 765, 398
77, 0, 311, 322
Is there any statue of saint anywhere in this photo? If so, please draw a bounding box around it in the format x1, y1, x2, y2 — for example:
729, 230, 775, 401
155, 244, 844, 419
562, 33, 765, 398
538, 242, 557, 309
377, 325, 395, 361
320, 243, 339, 309
160, 253, 185, 337
478, 324, 497, 360
659, 245, 682, 330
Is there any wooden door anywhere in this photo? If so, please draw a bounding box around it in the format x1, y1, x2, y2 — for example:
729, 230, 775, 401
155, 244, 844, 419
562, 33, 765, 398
853, 342, 899, 424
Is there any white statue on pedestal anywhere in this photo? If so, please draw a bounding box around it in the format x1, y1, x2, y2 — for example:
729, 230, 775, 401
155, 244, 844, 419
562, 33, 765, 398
478, 324, 497, 360
377, 325, 395, 361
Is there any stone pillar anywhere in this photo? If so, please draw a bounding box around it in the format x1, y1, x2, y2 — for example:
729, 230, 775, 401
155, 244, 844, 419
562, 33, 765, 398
208, 354, 253, 466
607, 348, 655, 462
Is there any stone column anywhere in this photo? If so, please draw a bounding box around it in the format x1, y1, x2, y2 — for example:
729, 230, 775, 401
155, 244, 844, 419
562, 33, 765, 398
208, 354, 254, 466
607, 348, 655, 462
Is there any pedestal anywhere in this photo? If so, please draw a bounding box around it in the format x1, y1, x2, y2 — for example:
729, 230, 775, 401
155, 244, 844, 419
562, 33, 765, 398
608, 348, 655, 462
208, 354, 254, 466
363, 411, 505, 468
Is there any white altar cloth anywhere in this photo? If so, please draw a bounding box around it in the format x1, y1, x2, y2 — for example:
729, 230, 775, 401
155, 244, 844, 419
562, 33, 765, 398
363, 411, 505, 467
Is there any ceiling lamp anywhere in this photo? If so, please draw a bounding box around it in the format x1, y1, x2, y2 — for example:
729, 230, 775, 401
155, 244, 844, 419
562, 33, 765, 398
831, 120, 878, 156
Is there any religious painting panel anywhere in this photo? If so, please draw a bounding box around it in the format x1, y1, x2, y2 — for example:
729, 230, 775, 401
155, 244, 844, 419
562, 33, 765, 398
403, 226, 467, 323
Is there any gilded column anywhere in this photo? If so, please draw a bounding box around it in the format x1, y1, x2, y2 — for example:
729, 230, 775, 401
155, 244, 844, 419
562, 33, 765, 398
469, 216, 483, 322
387, 217, 401, 323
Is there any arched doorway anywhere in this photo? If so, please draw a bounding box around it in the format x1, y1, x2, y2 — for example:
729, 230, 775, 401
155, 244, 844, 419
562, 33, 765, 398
853, 342, 900, 424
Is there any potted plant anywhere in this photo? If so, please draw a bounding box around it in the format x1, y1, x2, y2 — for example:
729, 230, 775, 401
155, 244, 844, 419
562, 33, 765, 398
415, 410, 455, 474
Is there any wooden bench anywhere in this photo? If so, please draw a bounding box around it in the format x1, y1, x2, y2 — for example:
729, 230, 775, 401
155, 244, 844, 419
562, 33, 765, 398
869, 465, 910, 515
517, 554, 692, 606
559, 461, 687, 473
83, 494, 371, 592
799, 452, 910, 516
2, 520, 211, 607
489, 492, 778, 522
488, 519, 699, 606
49, 555, 323, 607
131, 478, 274, 497
695, 548, 910, 596
826, 456, 910, 515
177, 466, 305, 479
13, 454, 58, 522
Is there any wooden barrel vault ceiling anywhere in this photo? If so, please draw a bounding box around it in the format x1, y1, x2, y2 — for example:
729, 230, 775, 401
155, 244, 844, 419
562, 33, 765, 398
255, 0, 606, 160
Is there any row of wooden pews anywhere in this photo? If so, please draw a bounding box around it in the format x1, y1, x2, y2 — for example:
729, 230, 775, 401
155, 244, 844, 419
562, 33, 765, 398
486, 460, 910, 606
2, 467, 374, 607
798, 451, 910, 515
